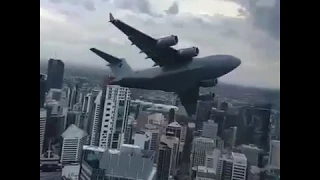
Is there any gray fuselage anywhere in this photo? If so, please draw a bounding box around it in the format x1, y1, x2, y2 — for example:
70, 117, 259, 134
111, 54, 241, 92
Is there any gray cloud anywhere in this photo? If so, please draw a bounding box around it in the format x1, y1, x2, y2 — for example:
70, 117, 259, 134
41, 0, 280, 88
165, 2, 179, 15
232, 0, 280, 39
49, 0, 96, 12
83, 1, 96, 11
113, 0, 153, 15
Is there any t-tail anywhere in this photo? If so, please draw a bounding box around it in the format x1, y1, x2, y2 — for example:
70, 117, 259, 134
90, 48, 133, 78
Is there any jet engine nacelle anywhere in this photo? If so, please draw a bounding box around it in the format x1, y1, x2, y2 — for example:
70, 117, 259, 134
178, 47, 199, 58
156, 35, 178, 48
199, 79, 218, 87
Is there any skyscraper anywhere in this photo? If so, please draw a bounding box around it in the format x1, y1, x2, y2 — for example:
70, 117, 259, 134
157, 143, 172, 180
168, 108, 175, 124
268, 140, 280, 169
80, 144, 156, 180
90, 85, 131, 149
217, 152, 247, 180
61, 124, 88, 164
195, 100, 214, 130
46, 58, 64, 90
40, 73, 47, 108
161, 132, 180, 176
191, 137, 215, 169
40, 108, 47, 156
202, 120, 218, 140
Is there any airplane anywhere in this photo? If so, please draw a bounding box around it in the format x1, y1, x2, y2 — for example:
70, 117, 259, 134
90, 13, 241, 117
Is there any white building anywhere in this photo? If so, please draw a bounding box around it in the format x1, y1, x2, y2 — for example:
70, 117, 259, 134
191, 137, 216, 168
269, 140, 280, 169
133, 131, 151, 150
202, 120, 218, 141
61, 124, 88, 164
216, 152, 247, 180
91, 85, 131, 149
40, 108, 47, 157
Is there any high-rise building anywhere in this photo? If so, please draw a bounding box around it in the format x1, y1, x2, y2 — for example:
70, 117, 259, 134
161, 132, 180, 176
195, 100, 214, 130
90, 85, 131, 149
168, 108, 175, 124
124, 115, 134, 144
202, 120, 218, 140
40, 108, 47, 156
86, 89, 100, 135
217, 152, 247, 180
80, 144, 156, 180
43, 101, 67, 153
223, 127, 237, 149
191, 137, 215, 169
47, 58, 64, 90
236, 144, 262, 166
66, 111, 81, 129
157, 143, 172, 180
268, 140, 280, 169
40, 74, 47, 108
61, 124, 88, 164
133, 131, 151, 150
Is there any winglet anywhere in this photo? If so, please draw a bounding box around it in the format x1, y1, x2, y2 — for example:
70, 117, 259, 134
109, 13, 115, 22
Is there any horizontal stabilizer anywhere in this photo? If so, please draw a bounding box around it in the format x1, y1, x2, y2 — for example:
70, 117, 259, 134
90, 48, 122, 65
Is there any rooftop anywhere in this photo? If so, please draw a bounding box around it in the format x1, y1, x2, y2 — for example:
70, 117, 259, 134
168, 121, 181, 128
83, 145, 105, 152
61, 124, 87, 139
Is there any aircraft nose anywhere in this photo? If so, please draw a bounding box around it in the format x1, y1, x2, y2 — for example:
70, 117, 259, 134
230, 56, 241, 69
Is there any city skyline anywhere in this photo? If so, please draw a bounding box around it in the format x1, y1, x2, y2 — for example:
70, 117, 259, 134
40, 0, 280, 89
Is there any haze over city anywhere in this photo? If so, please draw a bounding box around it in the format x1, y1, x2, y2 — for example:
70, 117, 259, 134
40, 0, 280, 89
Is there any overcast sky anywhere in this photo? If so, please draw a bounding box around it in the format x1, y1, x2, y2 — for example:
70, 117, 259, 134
40, 0, 280, 89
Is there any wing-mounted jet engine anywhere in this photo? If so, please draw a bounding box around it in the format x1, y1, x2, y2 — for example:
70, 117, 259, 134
156, 35, 179, 48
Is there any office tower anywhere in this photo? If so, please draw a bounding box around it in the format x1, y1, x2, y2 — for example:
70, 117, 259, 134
40, 108, 47, 156
195, 166, 216, 180
124, 115, 134, 144
268, 140, 280, 169
143, 124, 161, 159
148, 113, 166, 127
43, 101, 67, 153
168, 108, 175, 124
202, 120, 218, 140
136, 111, 149, 130
191, 137, 215, 169
80, 144, 156, 180
90, 85, 131, 149
86, 89, 100, 135
133, 131, 151, 150
40, 74, 47, 108
237, 104, 271, 151
161, 132, 180, 176
60, 124, 88, 164
217, 152, 247, 180
47, 58, 64, 90
157, 143, 172, 180
223, 127, 237, 149
66, 111, 81, 129
47, 89, 62, 102
236, 144, 262, 166
195, 100, 214, 130
216, 137, 224, 150
166, 121, 183, 162
205, 149, 221, 169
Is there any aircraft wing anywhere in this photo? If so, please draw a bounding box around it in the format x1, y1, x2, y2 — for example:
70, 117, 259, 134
177, 86, 199, 117
109, 13, 190, 67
